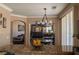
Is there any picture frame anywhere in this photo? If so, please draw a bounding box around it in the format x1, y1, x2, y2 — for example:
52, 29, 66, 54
0, 20, 2, 25
3, 17, 7, 28
0, 13, 2, 18
0, 13, 3, 28
18, 25, 24, 31
0, 19, 2, 28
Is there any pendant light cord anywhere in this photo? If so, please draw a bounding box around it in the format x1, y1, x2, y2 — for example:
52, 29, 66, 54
42, 8, 48, 22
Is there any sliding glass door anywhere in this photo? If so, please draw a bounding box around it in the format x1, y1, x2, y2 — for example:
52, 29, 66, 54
62, 10, 73, 52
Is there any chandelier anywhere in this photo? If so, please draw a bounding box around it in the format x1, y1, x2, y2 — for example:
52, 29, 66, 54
35, 8, 52, 25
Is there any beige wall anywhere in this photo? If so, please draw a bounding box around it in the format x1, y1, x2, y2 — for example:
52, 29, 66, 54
73, 5, 79, 47
0, 7, 11, 47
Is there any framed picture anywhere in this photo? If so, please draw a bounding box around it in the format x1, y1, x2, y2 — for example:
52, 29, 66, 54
0, 13, 2, 28
18, 25, 24, 31
0, 20, 2, 25
0, 13, 2, 18
3, 17, 7, 28
0, 20, 2, 28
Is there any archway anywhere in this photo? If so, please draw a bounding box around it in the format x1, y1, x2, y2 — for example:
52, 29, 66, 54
11, 20, 26, 45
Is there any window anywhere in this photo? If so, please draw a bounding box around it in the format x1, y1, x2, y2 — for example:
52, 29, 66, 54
62, 10, 73, 52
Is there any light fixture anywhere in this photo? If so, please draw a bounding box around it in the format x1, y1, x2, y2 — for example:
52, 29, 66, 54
35, 8, 52, 25
41, 8, 52, 25
42, 8, 48, 24
52, 6, 56, 9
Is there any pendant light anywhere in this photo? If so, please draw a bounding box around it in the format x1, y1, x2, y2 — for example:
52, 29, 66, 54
35, 8, 52, 25
42, 8, 48, 24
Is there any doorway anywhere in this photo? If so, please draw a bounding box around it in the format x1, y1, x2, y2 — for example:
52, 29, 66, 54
11, 20, 26, 45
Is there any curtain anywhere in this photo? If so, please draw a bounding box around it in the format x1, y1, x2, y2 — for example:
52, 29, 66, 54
62, 10, 73, 52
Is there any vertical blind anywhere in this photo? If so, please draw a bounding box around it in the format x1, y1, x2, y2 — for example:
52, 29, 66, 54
62, 10, 73, 52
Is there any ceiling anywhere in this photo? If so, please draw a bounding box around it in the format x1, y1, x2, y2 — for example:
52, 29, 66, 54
4, 3, 67, 16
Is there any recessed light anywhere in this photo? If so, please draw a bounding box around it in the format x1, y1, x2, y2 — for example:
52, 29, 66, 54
52, 6, 56, 9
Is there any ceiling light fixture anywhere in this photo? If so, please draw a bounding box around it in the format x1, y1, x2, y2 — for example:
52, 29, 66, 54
52, 6, 56, 9
41, 8, 48, 24
35, 8, 52, 25
41, 8, 52, 25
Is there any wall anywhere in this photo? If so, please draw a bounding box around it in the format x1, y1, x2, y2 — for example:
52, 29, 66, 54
0, 7, 11, 47
73, 5, 79, 47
